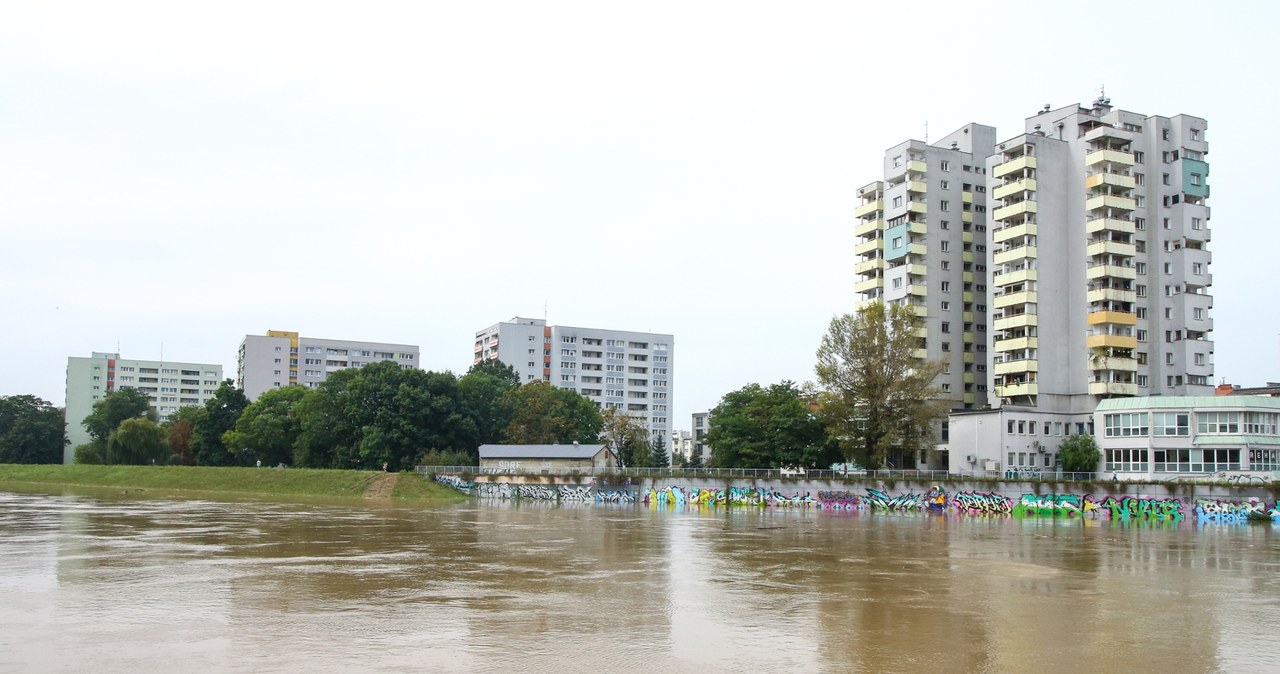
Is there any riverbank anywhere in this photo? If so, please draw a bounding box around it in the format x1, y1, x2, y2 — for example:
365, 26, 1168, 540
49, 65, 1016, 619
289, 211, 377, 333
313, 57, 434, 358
0, 464, 468, 502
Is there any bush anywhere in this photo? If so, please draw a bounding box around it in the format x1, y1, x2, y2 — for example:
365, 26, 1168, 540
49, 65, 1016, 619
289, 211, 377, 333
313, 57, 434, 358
74, 443, 106, 465
418, 449, 474, 467
1059, 434, 1101, 473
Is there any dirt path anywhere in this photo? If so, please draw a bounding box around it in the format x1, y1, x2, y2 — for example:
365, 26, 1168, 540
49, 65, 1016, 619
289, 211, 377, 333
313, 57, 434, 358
363, 473, 398, 499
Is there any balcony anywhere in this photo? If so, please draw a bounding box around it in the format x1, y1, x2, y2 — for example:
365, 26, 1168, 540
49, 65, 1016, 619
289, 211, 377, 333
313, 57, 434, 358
906, 242, 927, 256
993, 222, 1037, 244
854, 239, 882, 255
963, 311, 974, 323
855, 258, 884, 274
963, 331, 975, 343
907, 221, 928, 235
1086, 334, 1137, 349
993, 155, 1037, 179
962, 271, 974, 283
1089, 357, 1137, 371
998, 382, 1038, 397
1088, 381, 1138, 396
964, 393, 976, 405
1086, 217, 1135, 235
962, 191, 974, 204
907, 180, 927, 193
912, 348, 928, 359
993, 200, 1037, 221
1085, 264, 1137, 281
854, 218, 884, 237
994, 314, 1037, 331
963, 372, 975, 384
1085, 149, 1135, 167
962, 231, 973, 244
1085, 173, 1136, 191
964, 352, 974, 364
993, 245, 1037, 266
992, 268, 1036, 287
907, 201, 927, 215
906, 263, 928, 277
907, 159, 927, 174
1083, 125, 1135, 144
907, 284, 927, 297
993, 178, 1037, 201
994, 290, 1037, 309
1086, 310, 1137, 326
854, 199, 883, 219
995, 359, 1038, 376
962, 211, 974, 224
994, 336, 1038, 352
909, 304, 928, 317
1085, 194, 1136, 212
1086, 288, 1136, 304
1086, 240, 1137, 258
963, 291, 974, 303
854, 278, 883, 294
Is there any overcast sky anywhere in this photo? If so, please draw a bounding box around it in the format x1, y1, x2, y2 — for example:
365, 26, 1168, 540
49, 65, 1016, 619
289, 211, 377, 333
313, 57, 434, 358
2, 0, 1276, 428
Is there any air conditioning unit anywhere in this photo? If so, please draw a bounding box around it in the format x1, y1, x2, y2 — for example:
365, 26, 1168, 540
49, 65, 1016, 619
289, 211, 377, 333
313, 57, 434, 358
965, 454, 976, 463
984, 460, 1000, 471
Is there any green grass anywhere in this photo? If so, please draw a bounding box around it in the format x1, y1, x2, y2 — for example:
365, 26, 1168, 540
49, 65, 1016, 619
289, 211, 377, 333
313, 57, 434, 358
0, 464, 467, 503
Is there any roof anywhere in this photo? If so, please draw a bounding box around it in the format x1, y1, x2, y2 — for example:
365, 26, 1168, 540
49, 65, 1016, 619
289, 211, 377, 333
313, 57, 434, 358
478, 444, 609, 459
1094, 396, 1280, 412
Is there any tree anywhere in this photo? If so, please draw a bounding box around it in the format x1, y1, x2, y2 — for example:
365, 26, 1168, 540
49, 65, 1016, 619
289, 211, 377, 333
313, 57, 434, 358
1059, 434, 1102, 473
108, 417, 168, 465
499, 381, 602, 445
191, 380, 249, 466
0, 395, 66, 464
222, 386, 310, 467
82, 388, 155, 444
704, 382, 831, 469
599, 407, 650, 468
164, 406, 205, 466
648, 435, 670, 468
815, 302, 950, 469
458, 359, 521, 454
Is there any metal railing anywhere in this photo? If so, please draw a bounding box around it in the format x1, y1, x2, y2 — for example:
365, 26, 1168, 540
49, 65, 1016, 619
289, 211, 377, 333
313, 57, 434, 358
416, 465, 1122, 483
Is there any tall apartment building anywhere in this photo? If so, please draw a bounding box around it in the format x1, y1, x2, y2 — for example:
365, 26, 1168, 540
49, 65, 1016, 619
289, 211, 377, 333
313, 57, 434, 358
65, 352, 224, 463
474, 317, 673, 442
854, 123, 998, 412
238, 330, 420, 401
948, 97, 1214, 473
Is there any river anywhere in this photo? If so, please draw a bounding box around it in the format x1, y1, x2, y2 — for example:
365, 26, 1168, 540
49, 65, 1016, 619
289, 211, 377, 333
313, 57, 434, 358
2, 488, 1278, 672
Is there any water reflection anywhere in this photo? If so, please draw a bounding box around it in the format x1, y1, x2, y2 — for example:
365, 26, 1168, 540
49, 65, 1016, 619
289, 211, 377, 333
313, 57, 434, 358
2, 490, 1279, 671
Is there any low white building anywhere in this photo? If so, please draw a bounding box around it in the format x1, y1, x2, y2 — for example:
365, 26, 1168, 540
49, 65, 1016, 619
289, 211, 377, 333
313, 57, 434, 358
942, 407, 1094, 476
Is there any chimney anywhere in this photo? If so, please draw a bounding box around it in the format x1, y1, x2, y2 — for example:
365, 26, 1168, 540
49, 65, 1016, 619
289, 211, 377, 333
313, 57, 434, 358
1215, 383, 1235, 396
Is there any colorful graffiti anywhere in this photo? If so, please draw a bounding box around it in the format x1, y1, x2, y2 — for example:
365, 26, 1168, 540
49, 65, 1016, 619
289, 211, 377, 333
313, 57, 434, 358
429, 476, 1280, 524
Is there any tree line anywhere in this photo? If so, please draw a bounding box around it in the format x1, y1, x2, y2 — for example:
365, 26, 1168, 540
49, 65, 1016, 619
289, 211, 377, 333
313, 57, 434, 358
63, 359, 668, 470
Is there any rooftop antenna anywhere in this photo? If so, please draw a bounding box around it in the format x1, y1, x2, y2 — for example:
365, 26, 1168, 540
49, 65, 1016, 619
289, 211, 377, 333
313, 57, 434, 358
924, 120, 928, 144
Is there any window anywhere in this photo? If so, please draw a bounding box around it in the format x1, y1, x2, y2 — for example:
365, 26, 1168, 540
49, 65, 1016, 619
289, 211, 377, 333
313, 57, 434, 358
1162, 128, 1170, 140
1135, 217, 1146, 230
940, 220, 949, 230
1162, 173, 1171, 185
1152, 412, 1190, 436
1193, 307, 1205, 320
940, 180, 949, 190
1198, 412, 1241, 435
892, 196, 903, 208
940, 160, 951, 172
1190, 173, 1202, 186
1136, 285, 1148, 298
1192, 217, 1203, 230
1136, 262, 1147, 275
1191, 128, 1201, 141
941, 241, 950, 252
1163, 262, 1172, 275
1104, 413, 1149, 437
1192, 262, 1204, 275
941, 281, 951, 292
940, 301, 950, 311
1137, 330, 1148, 342
892, 278, 903, 289
892, 155, 902, 167
892, 236, 904, 247
1134, 173, 1145, 186
1134, 151, 1145, 164
940, 200, 950, 212
941, 322, 951, 333
1194, 353, 1206, 366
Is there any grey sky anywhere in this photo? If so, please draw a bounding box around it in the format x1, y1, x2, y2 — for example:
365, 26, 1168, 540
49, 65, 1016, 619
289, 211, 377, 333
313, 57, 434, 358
2, 0, 1276, 429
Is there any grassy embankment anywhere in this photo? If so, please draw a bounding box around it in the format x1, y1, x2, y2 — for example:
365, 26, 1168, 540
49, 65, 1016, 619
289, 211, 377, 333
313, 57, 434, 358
0, 464, 468, 502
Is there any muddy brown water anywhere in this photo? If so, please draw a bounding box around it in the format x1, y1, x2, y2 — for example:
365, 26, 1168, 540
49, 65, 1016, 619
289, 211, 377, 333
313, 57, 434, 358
2, 488, 1279, 672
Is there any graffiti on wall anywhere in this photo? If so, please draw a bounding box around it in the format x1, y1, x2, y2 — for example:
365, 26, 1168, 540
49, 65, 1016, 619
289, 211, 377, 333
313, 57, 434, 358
430, 476, 1280, 524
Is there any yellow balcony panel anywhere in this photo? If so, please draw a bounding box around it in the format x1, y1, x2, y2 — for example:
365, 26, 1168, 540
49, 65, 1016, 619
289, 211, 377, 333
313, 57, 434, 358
964, 372, 975, 384
1083, 125, 1135, 144
1085, 173, 1136, 191
910, 304, 928, 317
963, 331, 975, 343
994, 290, 1037, 309
962, 291, 974, 303
1086, 334, 1137, 349
993, 200, 1037, 221
1086, 217, 1135, 235
998, 382, 1038, 398
855, 258, 884, 274
962, 211, 974, 224
995, 359, 1038, 376
1089, 382, 1138, 396
993, 222, 1037, 244
907, 284, 927, 297
1090, 357, 1137, 371
999, 382, 1039, 397
907, 242, 928, 256
854, 278, 883, 293
993, 245, 1038, 266
907, 221, 927, 235
993, 155, 1037, 179
854, 218, 884, 237
1086, 240, 1137, 258
963, 251, 974, 263
1086, 288, 1136, 304
1085, 149, 1135, 167
907, 263, 928, 277
994, 313, 1038, 331
912, 326, 928, 338
907, 201, 927, 215
1086, 264, 1137, 281
857, 180, 883, 197
963, 191, 974, 204
912, 348, 928, 359
962, 271, 974, 283
963, 352, 974, 364
962, 231, 974, 243
993, 268, 1037, 287
994, 336, 1038, 352
1087, 310, 1138, 326
962, 311, 974, 323
993, 178, 1037, 201
964, 393, 976, 404
854, 239, 882, 255
907, 180, 927, 193
854, 199, 883, 219
1086, 194, 1137, 212
907, 159, 927, 174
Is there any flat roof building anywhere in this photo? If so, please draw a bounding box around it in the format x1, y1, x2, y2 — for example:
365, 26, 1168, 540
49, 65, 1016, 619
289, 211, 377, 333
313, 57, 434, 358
238, 330, 420, 401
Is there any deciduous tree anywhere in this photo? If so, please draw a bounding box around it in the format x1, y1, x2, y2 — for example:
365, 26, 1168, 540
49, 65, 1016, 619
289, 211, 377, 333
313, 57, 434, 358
0, 395, 66, 464
1058, 434, 1102, 474
704, 382, 831, 469
458, 360, 520, 453
599, 407, 650, 468
108, 417, 168, 465
164, 406, 205, 466
82, 388, 155, 444
222, 386, 310, 467
499, 381, 602, 445
191, 381, 249, 466
814, 302, 949, 469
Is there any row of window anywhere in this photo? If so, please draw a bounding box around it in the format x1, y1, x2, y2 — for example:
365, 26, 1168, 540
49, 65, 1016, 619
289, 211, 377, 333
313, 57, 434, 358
1106, 448, 1240, 473
1007, 419, 1092, 436
1103, 411, 1279, 438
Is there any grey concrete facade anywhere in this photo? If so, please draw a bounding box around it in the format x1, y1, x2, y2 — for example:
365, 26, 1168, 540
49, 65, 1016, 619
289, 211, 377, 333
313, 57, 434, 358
238, 330, 420, 401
